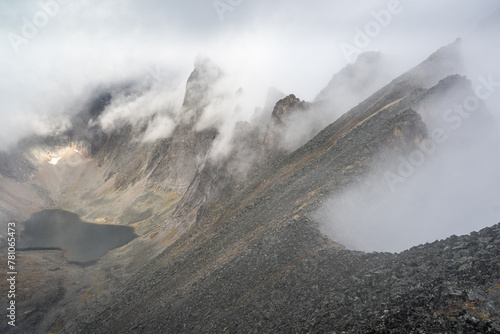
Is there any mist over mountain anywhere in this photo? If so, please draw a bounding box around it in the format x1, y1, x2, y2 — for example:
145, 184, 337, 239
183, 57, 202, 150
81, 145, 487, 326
1, 1, 500, 333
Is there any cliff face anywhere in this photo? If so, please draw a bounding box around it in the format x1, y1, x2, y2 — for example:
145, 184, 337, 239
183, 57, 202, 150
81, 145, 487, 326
1, 40, 499, 333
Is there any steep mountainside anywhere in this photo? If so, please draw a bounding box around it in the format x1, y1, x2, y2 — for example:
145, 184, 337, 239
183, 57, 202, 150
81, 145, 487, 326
1, 39, 499, 333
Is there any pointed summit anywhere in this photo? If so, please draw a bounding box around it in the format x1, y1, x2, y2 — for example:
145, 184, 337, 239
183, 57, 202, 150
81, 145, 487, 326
181, 56, 223, 124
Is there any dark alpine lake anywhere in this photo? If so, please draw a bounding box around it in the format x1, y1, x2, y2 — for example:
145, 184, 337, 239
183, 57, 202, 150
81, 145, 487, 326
19, 209, 137, 266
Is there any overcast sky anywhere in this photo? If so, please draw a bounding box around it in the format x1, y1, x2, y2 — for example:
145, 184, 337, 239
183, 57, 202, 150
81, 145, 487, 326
1, 0, 499, 149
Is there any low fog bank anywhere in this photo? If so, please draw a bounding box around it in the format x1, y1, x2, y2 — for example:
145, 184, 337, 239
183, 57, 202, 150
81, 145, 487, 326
317, 149, 500, 253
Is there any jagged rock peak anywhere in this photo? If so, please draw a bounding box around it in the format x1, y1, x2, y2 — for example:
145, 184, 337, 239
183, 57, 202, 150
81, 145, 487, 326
186, 56, 223, 95
181, 56, 223, 123
271, 94, 308, 124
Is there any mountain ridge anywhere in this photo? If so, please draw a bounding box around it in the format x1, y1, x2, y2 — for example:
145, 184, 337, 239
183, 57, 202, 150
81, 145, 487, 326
1, 39, 500, 333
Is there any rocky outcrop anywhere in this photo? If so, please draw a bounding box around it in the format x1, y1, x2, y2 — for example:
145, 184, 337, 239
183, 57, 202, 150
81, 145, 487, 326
262, 94, 310, 153
271, 94, 309, 124
180, 56, 223, 124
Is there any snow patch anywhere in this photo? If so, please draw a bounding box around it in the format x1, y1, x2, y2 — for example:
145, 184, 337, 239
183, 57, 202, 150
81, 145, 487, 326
48, 156, 62, 165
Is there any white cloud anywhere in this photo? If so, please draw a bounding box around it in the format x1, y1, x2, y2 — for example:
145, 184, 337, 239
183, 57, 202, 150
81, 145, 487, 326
0, 0, 499, 150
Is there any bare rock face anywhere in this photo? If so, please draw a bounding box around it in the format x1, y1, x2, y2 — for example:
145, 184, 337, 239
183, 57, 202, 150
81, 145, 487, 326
271, 94, 309, 124
180, 56, 223, 125
1, 40, 499, 333
262, 94, 310, 154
